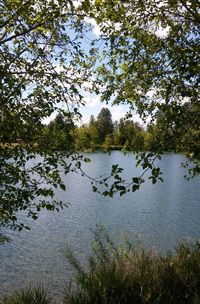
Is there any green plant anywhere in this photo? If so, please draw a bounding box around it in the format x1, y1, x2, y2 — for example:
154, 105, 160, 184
1, 286, 51, 304
63, 227, 200, 304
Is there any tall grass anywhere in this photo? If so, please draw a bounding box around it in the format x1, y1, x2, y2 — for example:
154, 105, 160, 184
63, 227, 200, 304
1, 285, 51, 304
1, 227, 200, 304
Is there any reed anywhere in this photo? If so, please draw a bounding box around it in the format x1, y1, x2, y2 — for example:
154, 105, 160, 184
1, 285, 51, 304
63, 227, 200, 304
1, 228, 200, 304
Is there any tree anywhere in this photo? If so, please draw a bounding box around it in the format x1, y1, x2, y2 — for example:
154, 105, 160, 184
96, 108, 113, 144
40, 112, 75, 150
118, 119, 145, 151
103, 133, 114, 149
0, 0, 92, 239
87, 115, 100, 147
71, 0, 199, 197
85, 0, 199, 175
74, 125, 91, 150
1, 0, 200, 240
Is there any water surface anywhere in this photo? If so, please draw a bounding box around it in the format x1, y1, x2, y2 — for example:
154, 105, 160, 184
0, 152, 200, 297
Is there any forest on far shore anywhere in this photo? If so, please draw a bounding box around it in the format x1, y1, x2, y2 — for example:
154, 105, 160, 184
32, 104, 198, 154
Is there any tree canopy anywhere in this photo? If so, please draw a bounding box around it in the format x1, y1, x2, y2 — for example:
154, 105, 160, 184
96, 108, 113, 144
0, 0, 199, 240
86, 0, 200, 174
0, 0, 91, 237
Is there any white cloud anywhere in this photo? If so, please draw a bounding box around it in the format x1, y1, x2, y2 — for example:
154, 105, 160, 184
54, 63, 65, 73
85, 17, 101, 36
109, 105, 143, 125
85, 17, 122, 37
107, 105, 127, 122
80, 93, 145, 125
84, 94, 101, 107
181, 96, 190, 105
146, 88, 157, 98
42, 111, 57, 125
73, 1, 81, 8
155, 25, 170, 38
79, 113, 91, 125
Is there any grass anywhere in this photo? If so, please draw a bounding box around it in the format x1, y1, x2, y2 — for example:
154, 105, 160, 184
0, 286, 51, 304
63, 227, 200, 304
1, 227, 200, 304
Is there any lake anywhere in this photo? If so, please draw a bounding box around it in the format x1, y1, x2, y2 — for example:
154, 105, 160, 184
0, 152, 200, 297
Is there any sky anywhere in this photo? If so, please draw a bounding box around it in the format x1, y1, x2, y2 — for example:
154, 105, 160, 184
43, 17, 135, 126
73, 18, 169, 126
43, 8, 170, 126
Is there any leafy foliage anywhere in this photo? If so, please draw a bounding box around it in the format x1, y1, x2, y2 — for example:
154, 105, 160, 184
1, 285, 51, 304
1, 228, 200, 303
85, 0, 200, 175
39, 112, 75, 150
64, 226, 200, 304
96, 108, 113, 144
0, 0, 92, 234
1, 0, 199, 236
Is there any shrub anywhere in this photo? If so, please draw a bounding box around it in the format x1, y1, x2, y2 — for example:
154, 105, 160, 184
1, 286, 51, 304
1, 228, 200, 304
63, 227, 200, 304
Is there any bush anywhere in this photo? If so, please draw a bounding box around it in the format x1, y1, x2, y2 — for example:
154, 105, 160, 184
63, 227, 200, 304
1, 229, 200, 304
1, 286, 51, 304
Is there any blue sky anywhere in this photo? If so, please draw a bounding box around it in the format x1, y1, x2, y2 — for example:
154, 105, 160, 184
43, 17, 142, 126
43, 8, 170, 126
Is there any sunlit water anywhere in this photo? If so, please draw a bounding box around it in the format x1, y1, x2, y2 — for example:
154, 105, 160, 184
0, 152, 200, 297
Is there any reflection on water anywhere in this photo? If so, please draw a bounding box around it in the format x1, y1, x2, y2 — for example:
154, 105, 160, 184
0, 152, 200, 297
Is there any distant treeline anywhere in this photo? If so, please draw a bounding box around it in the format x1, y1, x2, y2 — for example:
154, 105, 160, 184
36, 104, 199, 154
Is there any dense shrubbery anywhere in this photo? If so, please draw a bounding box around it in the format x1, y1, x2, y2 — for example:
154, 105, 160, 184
2, 230, 200, 304
63, 230, 200, 304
